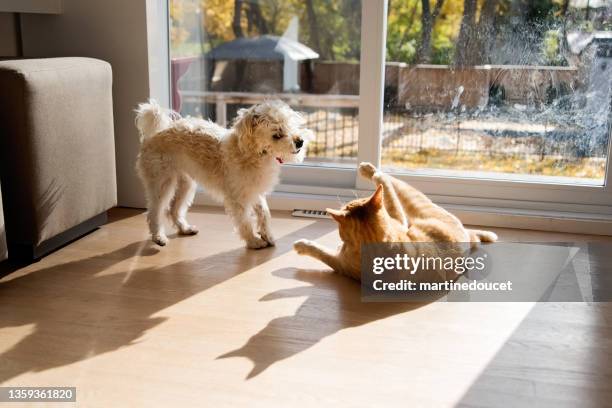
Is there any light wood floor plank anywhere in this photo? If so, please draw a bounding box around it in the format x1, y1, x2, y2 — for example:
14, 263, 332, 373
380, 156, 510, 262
0, 207, 610, 407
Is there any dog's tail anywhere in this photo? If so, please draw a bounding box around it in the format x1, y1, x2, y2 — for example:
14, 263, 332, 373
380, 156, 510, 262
135, 99, 177, 142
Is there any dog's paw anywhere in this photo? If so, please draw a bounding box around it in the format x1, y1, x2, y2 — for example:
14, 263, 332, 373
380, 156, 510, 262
152, 234, 168, 246
293, 239, 314, 255
246, 236, 269, 250
358, 162, 378, 179
179, 225, 199, 236
260, 231, 275, 246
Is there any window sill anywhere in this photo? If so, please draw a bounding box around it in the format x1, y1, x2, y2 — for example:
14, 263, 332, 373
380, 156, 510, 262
194, 188, 612, 236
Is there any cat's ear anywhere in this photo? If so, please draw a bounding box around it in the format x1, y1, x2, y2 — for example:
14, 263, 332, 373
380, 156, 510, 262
368, 184, 384, 210
326, 208, 347, 222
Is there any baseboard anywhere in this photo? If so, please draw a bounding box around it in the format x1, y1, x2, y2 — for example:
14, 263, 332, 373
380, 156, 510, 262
7, 212, 108, 260
194, 190, 612, 236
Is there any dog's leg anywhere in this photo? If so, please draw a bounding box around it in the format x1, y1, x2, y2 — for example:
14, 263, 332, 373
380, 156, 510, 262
225, 200, 269, 249
294, 239, 344, 272
170, 175, 198, 235
253, 195, 274, 246
146, 176, 177, 246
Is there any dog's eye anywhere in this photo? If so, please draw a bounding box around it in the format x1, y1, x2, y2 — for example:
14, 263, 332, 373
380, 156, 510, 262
273, 133, 283, 140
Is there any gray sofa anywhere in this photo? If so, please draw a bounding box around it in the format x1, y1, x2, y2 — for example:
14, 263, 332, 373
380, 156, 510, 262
0, 183, 6, 262
0, 57, 117, 259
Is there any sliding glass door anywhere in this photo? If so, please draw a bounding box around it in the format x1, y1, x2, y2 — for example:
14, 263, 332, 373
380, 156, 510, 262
167, 0, 612, 215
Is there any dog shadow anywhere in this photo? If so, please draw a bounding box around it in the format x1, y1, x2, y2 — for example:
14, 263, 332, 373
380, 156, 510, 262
0, 219, 331, 384
218, 267, 435, 379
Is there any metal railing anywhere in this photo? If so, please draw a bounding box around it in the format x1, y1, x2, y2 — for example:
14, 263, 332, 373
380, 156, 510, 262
179, 91, 607, 163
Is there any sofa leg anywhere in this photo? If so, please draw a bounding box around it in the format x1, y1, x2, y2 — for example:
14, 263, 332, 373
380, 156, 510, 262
8, 212, 108, 261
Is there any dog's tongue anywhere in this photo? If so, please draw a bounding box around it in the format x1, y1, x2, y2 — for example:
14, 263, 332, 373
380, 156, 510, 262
276, 157, 284, 164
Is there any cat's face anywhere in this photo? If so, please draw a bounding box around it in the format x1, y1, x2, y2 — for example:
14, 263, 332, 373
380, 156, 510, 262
326, 185, 385, 243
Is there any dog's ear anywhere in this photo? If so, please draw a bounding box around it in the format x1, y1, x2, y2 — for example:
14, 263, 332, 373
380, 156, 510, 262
234, 105, 270, 155
234, 108, 258, 148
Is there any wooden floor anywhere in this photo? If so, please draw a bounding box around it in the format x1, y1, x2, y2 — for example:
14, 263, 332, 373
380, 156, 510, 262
0, 207, 611, 407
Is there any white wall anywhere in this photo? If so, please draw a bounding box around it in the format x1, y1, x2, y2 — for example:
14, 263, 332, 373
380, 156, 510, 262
20, 0, 169, 207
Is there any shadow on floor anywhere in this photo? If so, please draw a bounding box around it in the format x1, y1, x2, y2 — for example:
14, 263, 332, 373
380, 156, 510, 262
0, 220, 331, 384
218, 267, 434, 379
0, 206, 144, 280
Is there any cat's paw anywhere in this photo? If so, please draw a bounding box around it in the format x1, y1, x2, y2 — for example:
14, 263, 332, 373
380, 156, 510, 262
359, 162, 378, 179
294, 239, 314, 255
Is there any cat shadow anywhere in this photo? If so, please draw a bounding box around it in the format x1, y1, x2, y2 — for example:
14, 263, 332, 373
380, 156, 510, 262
0, 219, 332, 384
218, 267, 438, 379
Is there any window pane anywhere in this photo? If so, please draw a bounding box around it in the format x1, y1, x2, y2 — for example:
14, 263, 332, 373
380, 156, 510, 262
169, 0, 362, 167
384, 0, 612, 185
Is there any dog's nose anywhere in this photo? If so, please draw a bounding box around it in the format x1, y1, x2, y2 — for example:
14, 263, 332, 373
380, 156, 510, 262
295, 138, 304, 149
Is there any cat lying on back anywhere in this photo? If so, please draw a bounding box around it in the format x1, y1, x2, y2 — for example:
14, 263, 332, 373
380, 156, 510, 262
293, 163, 497, 280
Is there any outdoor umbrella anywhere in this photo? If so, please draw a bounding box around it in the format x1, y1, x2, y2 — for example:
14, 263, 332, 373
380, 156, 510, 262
206, 34, 319, 61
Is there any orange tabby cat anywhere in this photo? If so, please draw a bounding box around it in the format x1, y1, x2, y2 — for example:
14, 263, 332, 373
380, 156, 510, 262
293, 162, 497, 280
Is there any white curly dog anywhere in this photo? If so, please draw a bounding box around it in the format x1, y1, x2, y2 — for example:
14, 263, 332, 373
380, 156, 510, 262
135, 100, 310, 249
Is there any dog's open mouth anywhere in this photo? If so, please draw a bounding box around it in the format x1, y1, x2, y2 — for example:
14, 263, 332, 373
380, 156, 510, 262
276, 150, 301, 164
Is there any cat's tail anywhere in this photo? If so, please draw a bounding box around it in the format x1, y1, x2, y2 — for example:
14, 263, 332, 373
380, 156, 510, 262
468, 229, 498, 245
